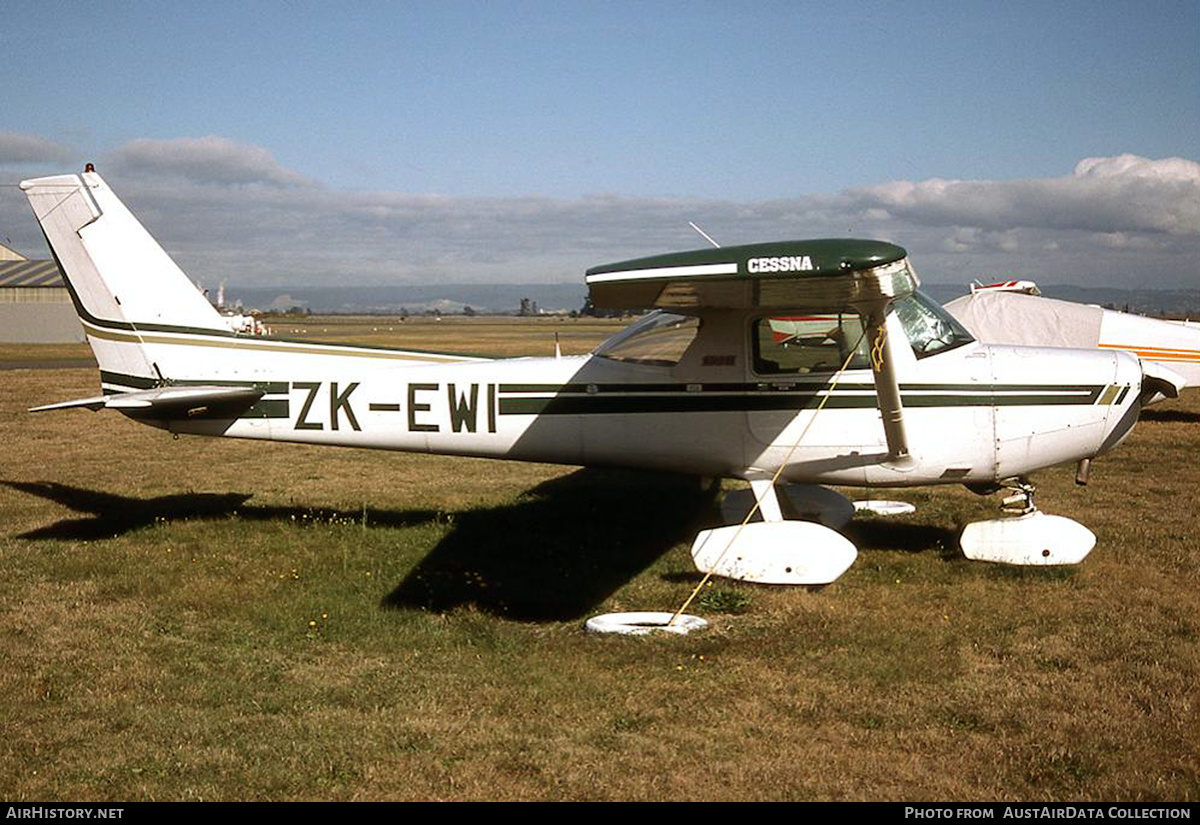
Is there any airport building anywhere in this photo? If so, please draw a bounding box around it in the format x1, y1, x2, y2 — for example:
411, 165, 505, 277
0, 243, 83, 343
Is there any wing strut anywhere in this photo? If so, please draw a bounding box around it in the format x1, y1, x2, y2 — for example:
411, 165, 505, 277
859, 303, 914, 469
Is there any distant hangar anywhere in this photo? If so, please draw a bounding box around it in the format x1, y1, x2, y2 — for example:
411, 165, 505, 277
0, 243, 84, 343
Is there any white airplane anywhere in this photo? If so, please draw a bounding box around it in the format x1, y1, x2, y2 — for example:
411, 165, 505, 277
19, 169, 1182, 585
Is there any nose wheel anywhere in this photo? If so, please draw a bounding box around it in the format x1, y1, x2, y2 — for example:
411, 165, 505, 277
960, 477, 1095, 566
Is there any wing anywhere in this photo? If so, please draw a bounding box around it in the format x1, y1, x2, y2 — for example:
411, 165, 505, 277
586, 238, 920, 465
585, 239, 915, 310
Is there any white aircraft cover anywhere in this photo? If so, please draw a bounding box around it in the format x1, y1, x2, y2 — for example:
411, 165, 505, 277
944, 290, 1103, 349
945, 290, 1200, 386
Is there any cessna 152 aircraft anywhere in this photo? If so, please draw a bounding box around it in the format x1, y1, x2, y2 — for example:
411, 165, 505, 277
20, 170, 1182, 585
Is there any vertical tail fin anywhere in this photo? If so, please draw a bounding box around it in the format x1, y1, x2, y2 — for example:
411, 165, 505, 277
20, 171, 228, 386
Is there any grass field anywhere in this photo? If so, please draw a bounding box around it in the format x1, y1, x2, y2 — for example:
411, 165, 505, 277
1, 319, 1196, 801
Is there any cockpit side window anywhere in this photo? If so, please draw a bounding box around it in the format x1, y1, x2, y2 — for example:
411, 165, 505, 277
593, 311, 700, 366
752, 313, 870, 374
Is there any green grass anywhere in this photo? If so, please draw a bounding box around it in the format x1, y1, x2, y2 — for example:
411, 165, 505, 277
0, 328, 1196, 801
0, 342, 94, 367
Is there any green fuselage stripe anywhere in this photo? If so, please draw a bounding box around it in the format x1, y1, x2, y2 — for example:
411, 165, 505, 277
96, 370, 1111, 423
497, 389, 1100, 416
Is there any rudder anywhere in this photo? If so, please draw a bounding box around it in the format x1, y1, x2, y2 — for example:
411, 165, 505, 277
20, 171, 229, 388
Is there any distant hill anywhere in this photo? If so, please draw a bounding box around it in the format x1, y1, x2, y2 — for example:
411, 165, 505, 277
227, 282, 1199, 318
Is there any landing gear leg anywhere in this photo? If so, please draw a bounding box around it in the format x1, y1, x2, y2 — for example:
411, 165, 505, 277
999, 477, 1037, 515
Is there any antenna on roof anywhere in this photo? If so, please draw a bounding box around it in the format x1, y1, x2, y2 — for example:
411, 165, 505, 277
688, 221, 721, 248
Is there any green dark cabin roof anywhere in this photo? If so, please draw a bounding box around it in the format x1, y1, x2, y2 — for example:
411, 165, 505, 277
585, 239, 916, 310
586, 239, 907, 279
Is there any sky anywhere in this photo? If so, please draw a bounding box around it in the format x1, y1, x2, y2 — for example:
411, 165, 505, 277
1, 0, 1197, 290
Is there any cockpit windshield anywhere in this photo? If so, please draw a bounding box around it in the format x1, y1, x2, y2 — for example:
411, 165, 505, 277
593, 311, 700, 366
893, 290, 974, 358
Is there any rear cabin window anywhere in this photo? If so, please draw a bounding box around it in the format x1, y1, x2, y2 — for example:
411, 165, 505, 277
752, 313, 870, 374
593, 311, 700, 367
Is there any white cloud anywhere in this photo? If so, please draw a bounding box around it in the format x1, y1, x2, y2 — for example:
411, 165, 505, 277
846, 154, 1200, 237
1074, 154, 1200, 183
993, 231, 1020, 253
107, 136, 312, 188
941, 228, 980, 253
2, 139, 1195, 290
0, 133, 75, 165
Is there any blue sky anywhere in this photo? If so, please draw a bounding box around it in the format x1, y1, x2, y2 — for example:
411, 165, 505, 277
2, 1, 1197, 288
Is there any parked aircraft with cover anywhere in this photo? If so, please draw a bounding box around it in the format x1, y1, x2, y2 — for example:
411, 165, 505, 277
944, 282, 1200, 398
19, 170, 1181, 585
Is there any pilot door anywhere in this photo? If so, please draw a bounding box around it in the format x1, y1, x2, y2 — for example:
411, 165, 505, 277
743, 310, 886, 475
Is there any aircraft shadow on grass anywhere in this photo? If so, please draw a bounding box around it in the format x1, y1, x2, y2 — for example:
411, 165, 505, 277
3, 480, 257, 540
2, 474, 976, 620
1139, 406, 1200, 423
842, 519, 960, 561
2, 469, 717, 621
382, 469, 716, 621
0, 480, 439, 541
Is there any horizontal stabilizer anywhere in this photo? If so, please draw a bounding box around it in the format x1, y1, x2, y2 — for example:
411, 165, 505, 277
31, 385, 265, 418
28, 395, 110, 412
